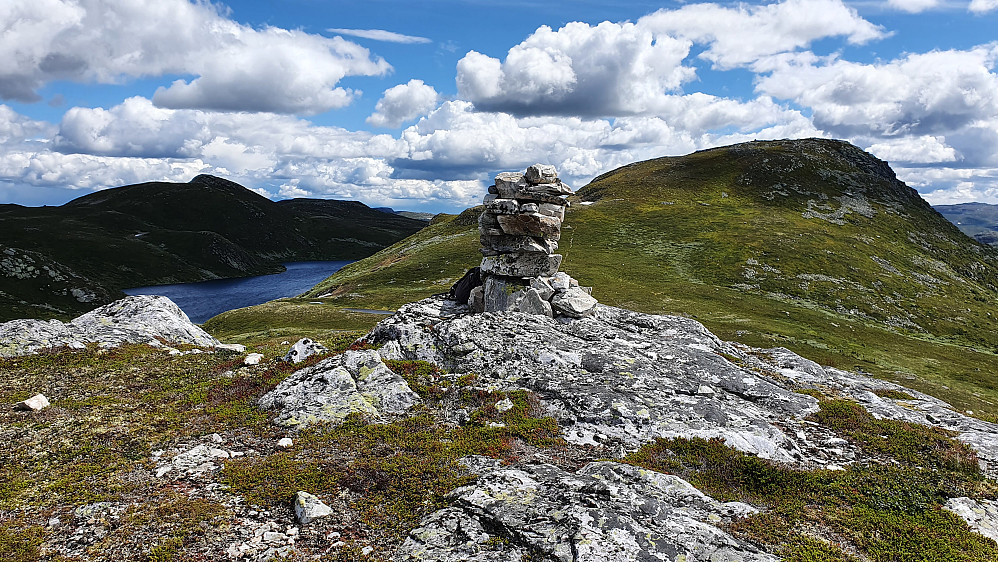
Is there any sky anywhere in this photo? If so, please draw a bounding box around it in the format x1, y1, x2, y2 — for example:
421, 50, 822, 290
1, 0, 997, 212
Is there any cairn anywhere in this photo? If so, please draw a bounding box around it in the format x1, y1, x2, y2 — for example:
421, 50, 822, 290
468, 164, 598, 318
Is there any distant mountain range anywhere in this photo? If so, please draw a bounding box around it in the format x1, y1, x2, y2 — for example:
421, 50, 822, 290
0, 175, 427, 321
934, 202, 998, 246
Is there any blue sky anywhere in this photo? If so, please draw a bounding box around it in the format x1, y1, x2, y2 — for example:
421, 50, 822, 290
1, 0, 997, 212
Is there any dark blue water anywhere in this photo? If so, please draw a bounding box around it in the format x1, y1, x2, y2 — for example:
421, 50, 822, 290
123, 261, 352, 323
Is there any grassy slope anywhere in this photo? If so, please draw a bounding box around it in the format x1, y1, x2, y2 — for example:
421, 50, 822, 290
212, 139, 998, 418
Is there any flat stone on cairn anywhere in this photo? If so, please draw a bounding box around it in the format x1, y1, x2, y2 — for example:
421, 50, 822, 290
472, 164, 598, 318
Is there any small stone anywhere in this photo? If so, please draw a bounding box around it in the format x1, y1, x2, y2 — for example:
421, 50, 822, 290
362, 546, 374, 555
486, 198, 519, 215
210, 433, 224, 443
496, 398, 514, 412
278, 437, 294, 448
468, 286, 485, 313
282, 338, 327, 363
14, 393, 50, 411
550, 272, 572, 291
481, 254, 562, 278
697, 385, 715, 396
488, 184, 498, 194
263, 531, 285, 543
517, 288, 554, 317
530, 277, 555, 300
537, 202, 566, 221
525, 164, 558, 185
216, 343, 246, 352
520, 202, 539, 213
244, 353, 264, 365
294, 491, 334, 524
551, 286, 598, 318
497, 213, 561, 239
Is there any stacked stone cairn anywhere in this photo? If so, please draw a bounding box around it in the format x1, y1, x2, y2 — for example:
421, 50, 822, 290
468, 164, 598, 318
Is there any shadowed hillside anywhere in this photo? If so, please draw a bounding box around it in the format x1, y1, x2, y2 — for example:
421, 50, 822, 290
0, 175, 426, 321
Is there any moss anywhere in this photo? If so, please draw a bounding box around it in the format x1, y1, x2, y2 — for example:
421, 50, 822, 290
0, 523, 44, 562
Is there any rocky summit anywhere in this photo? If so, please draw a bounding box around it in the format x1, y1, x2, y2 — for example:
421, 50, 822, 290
358, 295, 998, 559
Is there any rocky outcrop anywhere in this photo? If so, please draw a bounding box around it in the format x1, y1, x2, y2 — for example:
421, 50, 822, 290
944, 497, 998, 545
367, 296, 998, 474
0, 295, 219, 357
259, 349, 420, 428
397, 460, 774, 562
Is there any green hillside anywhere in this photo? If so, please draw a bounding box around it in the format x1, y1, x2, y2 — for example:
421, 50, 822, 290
212, 138, 998, 418
0, 175, 426, 321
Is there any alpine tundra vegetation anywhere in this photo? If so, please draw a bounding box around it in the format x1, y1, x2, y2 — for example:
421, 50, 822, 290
4, 140, 998, 560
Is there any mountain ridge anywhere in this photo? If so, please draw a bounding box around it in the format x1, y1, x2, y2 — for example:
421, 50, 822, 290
0, 175, 427, 321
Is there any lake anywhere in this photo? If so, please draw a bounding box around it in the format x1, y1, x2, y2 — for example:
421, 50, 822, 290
123, 261, 352, 324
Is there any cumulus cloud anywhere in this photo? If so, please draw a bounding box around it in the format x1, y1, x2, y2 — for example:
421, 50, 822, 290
367, 80, 440, 128
886, 0, 941, 13
0, 0, 390, 113
970, 0, 998, 13
456, 21, 695, 116
867, 136, 959, 164
640, 0, 886, 69
327, 28, 431, 44
455, 0, 883, 117
755, 45, 998, 140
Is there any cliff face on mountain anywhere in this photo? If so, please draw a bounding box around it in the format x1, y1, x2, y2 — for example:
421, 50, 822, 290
0, 175, 427, 321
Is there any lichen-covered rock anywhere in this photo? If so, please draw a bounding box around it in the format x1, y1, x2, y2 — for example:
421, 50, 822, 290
281, 338, 328, 363
294, 491, 333, 524
0, 295, 218, 357
550, 286, 598, 318
396, 461, 774, 562
368, 296, 998, 471
944, 497, 998, 545
259, 349, 420, 428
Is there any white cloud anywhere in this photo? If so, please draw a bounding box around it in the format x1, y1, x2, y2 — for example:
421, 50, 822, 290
867, 136, 959, 164
640, 0, 886, 69
906, 167, 998, 204
327, 28, 431, 44
456, 21, 695, 116
367, 80, 440, 128
886, 0, 941, 13
455, 0, 883, 118
0, 0, 390, 113
970, 0, 998, 13
755, 45, 998, 142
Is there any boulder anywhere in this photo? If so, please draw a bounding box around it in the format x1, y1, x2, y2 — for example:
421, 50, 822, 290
525, 163, 558, 185
550, 286, 598, 318
481, 253, 562, 278
282, 338, 327, 363
468, 286, 485, 313
497, 213, 561, 239
0, 295, 219, 357
244, 353, 264, 365
259, 349, 420, 428
485, 198, 519, 215
482, 276, 528, 313
14, 393, 50, 411
944, 497, 998, 544
395, 461, 772, 562
294, 491, 334, 524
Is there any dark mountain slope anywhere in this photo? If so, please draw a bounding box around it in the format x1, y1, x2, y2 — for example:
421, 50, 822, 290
935, 202, 998, 246
0, 175, 426, 321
